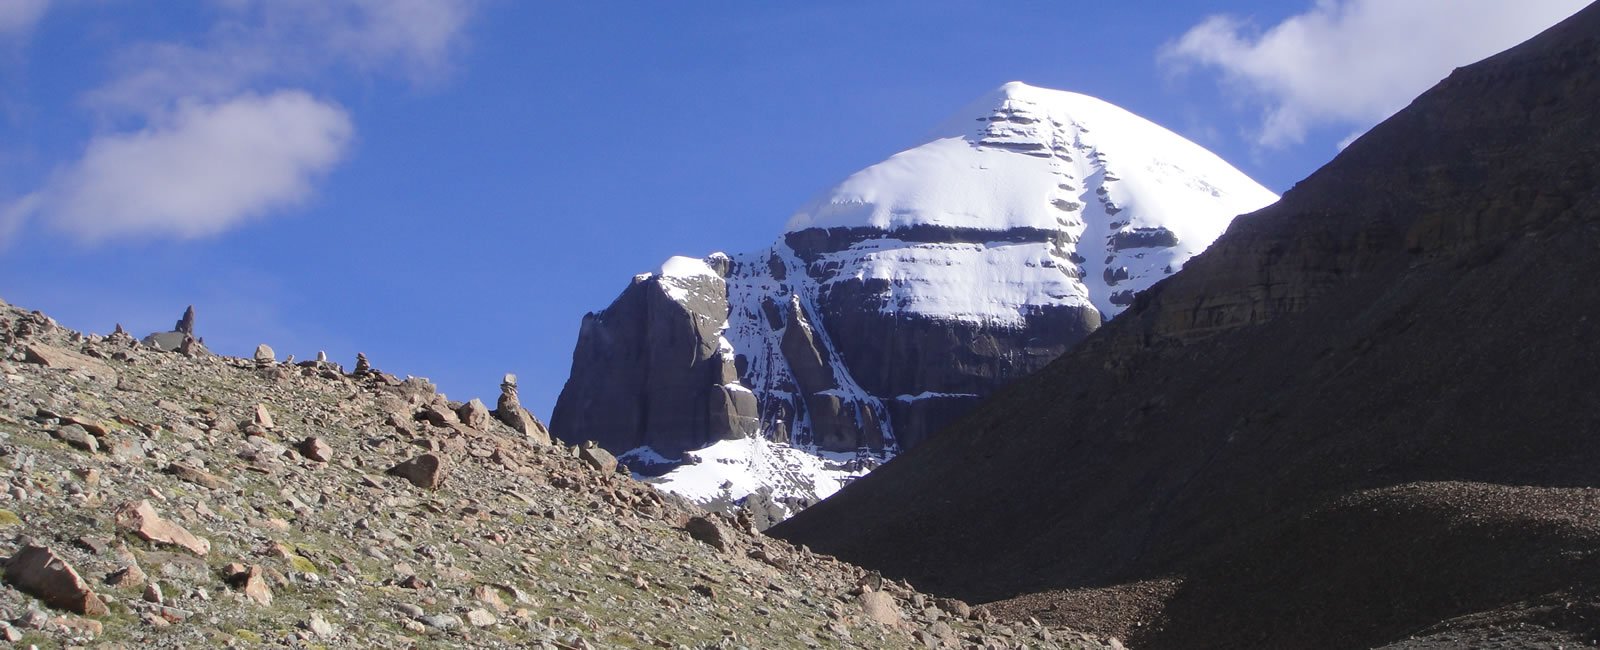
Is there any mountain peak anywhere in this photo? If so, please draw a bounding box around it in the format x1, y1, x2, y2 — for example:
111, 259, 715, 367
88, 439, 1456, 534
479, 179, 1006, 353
784, 81, 1277, 319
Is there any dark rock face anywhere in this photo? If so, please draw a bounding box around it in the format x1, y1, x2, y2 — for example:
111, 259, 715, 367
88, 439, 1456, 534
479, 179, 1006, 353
552, 236, 1101, 458
551, 262, 760, 457
773, 6, 1600, 650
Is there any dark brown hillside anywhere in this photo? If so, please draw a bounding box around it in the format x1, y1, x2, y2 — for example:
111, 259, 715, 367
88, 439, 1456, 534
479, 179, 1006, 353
771, 4, 1600, 649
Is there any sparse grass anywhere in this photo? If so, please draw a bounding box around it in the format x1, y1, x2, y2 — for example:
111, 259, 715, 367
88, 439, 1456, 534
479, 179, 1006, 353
288, 554, 319, 574
0, 509, 22, 526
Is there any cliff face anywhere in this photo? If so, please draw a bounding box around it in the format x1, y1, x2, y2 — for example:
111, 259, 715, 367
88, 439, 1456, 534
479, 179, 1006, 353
772, 5, 1600, 649
549, 259, 760, 457
551, 84, 1276, 472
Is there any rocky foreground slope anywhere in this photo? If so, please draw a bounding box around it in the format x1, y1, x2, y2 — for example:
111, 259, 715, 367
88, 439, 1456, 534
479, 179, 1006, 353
0, 299, 1108, 649
773, 4, 1600, 649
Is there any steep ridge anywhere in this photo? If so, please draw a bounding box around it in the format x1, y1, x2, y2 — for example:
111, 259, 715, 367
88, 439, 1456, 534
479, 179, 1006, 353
771, 4, 1600, 649
552, 83, 1276, 515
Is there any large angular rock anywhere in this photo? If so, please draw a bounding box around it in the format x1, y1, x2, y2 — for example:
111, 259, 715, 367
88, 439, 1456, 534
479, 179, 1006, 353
457, 398, 491, 430
4, 545, 108, 616
24, 344, 117, 383
113, 500, 210, 556
387, 453, 447, 490
578, 442, 617, 474
857, 591, 903, 627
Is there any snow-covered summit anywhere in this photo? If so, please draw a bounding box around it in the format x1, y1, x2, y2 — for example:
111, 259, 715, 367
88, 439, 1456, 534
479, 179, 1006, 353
555, 82, 1280, 526
785, 81, 1278, 320
788, 81, 1275, 234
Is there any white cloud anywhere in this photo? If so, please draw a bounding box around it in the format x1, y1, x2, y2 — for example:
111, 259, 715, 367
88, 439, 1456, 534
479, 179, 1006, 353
11, 91, 352, 244
0, 0, 49, 39
1163, 0, 1590, 148
88, 0, 478, 115
2, 0, 476, 247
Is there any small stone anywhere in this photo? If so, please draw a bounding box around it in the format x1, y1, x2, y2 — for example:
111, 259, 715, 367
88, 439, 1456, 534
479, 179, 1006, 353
252, 404, 274, 429
225, 564, 273, 605
253, 344, 275, 366
305, 612, 336, 638
298, 437, 331, 463
466, 608, 496, 627
143, 581, 164, 604
685, 516, 729, 552
387, 453, 447, 490
113, 500, 211, 556
13, 608, 48, 628
53, 614, 102, 637
75, 468, 102, 486
104, 564, 146, 589
395, 603, 425, 619
472, 585, 508, 612
166, 463, 227, 490
104, 437, 144, 462
4, 545, 109, 616
419, 613, 461, 630
934, 597, 972, 619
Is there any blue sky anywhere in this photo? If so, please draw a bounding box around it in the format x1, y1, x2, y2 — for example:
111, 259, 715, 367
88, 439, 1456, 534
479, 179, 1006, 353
0, 1, 1586, 418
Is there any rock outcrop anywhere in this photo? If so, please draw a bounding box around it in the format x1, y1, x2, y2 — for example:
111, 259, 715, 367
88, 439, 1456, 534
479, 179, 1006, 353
553, 83, 1277, 476
773, 5, 1600, 649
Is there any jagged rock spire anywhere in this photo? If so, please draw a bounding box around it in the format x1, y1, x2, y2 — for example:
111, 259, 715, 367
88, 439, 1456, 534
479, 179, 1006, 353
175, 306, 195, 335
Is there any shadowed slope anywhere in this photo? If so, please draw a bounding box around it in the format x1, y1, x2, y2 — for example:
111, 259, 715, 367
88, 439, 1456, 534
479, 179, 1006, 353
772, 4, 1600, 648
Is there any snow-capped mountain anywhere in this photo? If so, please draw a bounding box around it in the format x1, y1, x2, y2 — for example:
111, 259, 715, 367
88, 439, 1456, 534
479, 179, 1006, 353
551, 82, 1278, 521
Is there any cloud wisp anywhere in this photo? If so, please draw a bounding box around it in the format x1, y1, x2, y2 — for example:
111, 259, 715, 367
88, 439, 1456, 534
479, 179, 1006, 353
0, 0, 49, 40
24, 92, 352, 243
2, 0, 476, 247
1162, 0, 1590, 148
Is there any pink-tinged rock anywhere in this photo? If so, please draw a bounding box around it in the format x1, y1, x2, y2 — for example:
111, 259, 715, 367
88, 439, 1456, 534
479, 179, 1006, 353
114, 500, 211, 556
4, 545, 109, 616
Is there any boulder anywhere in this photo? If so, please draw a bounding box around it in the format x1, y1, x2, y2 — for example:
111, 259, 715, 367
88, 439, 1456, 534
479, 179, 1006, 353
298, 437, 331, 463
387, 454, 447, 490
224, 564, 272, 605
23, 344, 117, 384
684, 516, 728, 551
857, 591, 903, 627
253, 344, 275, 366
53, 424, 98, 453
578, 442, 617, 473
4, 545, 108, 616
113, 500, 211, 556
252, 404, 274, 430
457, 398, 491, 430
